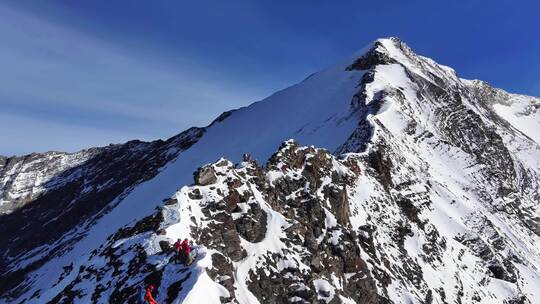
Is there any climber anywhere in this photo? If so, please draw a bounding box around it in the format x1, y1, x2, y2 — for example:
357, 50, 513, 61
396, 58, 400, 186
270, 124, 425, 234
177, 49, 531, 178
173, 238, 182, 263
180, 238, 191, 264
144, 284, 158, 304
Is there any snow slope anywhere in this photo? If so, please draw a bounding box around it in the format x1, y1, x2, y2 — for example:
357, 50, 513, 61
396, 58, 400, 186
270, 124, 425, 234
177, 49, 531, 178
493, 96, 540, 144
1, 37, 539, 304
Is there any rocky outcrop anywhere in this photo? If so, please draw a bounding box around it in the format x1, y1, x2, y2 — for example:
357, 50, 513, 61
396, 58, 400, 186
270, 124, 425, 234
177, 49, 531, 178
2, 37, 539, 304
347, 39, 399, 70
194, 165, 218, 186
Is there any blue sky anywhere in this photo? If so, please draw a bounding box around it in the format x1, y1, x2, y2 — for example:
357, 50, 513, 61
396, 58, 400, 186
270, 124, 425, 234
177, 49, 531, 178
1, 0, 539, 156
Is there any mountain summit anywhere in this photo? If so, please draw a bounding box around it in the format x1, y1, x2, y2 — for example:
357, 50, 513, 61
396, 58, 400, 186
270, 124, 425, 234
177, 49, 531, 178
1, 38, 539, 304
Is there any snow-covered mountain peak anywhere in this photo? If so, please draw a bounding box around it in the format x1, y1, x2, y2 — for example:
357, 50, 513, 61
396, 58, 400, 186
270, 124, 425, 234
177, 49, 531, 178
1, 38, 539, 304
347, 37, 457, 80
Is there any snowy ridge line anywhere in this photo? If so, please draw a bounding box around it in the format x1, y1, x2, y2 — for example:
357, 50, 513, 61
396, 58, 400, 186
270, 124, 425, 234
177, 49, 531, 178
1, 37, 539, 303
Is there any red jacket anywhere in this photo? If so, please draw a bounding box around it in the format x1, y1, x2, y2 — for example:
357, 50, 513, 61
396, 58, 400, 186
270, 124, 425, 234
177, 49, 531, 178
174, 240, 182, 252
181, 240, 190, 255
144, 288, 157, 304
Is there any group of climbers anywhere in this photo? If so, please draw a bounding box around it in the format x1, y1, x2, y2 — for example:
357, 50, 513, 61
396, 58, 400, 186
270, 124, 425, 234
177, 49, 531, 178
142, 151, 254, 303
173, 238, 194, 265
142, 238, 196, 304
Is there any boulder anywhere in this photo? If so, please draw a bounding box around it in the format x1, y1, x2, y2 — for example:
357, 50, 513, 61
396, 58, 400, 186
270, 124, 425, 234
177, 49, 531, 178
194, 165, 217, 185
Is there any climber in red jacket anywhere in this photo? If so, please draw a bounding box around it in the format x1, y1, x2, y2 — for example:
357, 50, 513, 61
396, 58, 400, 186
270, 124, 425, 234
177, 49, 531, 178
173, 238, 182, 263
144, 284, 158, 304
181, 239, 191, 255
180, 238, 191, 264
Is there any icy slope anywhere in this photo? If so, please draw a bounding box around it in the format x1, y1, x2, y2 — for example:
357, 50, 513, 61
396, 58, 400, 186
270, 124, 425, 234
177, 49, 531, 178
461, 79, 540, 145
1, 37, 539, 303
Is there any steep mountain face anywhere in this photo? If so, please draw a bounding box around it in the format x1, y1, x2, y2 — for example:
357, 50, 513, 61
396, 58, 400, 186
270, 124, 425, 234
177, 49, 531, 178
0, 148, 99, 214
1, 37, 539, 304
0, 128, 204, 295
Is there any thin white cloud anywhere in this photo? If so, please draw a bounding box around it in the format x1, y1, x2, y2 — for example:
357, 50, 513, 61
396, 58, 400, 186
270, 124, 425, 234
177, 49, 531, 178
0, 4, 269, 155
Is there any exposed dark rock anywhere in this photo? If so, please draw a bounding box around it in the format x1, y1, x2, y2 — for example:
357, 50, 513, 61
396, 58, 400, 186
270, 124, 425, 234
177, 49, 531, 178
194, 165, 218, 186
208, 110, 235, 127
159, 240, 172, 253
367, 149, 393, 190
163, 198, 178, 205
347, 41, 398, 70
188, 189, 203, 200
110, 210, 164, 242
235, 203, 267, 243
166, 272, 192, 304
206, 253, 235, 302
396, 197, 425, 229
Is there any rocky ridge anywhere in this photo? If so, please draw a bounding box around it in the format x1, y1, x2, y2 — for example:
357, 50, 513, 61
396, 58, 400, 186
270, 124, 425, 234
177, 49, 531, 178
1, 37, 539, 303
